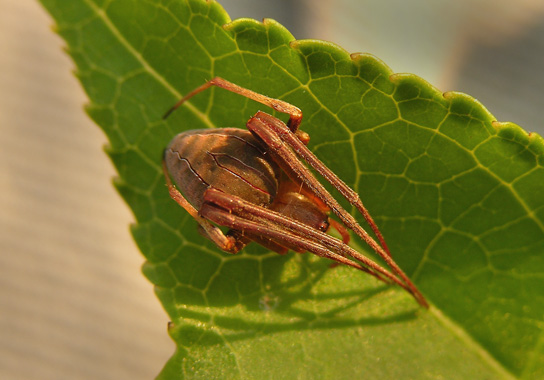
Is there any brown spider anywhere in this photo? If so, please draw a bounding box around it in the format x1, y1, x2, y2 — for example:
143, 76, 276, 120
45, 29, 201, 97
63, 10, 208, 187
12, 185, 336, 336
162, 77, 428, 308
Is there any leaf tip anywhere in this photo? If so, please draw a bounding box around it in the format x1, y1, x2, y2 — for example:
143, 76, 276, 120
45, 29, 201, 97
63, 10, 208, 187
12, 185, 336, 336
262, 17, 280, 27
289, 39, 300, 49
103, 143, 114, 156
111, 174, 123, 187
349, 52, 363, 61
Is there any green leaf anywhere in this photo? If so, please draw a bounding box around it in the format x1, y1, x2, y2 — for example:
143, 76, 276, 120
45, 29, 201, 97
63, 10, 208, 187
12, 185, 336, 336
39, 0, 544, 379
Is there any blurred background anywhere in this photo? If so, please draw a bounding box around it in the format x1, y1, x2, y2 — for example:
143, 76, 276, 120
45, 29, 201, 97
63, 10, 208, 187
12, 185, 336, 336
1, 0, 543, 378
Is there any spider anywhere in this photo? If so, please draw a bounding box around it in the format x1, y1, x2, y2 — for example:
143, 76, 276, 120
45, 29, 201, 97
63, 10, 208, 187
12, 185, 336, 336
162, 77, 428, 307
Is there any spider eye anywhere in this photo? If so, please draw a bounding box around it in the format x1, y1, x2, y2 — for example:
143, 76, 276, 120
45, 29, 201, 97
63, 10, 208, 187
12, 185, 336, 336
318, 220, 330, 232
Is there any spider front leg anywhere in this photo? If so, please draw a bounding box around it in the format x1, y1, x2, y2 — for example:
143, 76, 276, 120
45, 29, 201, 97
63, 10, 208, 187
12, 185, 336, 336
199, 189, 398, 286
246, 113, 429, 308
164, 77, 305, 135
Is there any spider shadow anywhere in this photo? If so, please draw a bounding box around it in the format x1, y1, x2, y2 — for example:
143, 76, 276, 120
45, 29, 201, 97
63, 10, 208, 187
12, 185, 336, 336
170, 252, 421, 345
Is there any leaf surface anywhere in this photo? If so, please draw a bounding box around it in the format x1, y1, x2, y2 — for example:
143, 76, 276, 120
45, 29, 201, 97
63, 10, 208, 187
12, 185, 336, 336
39, 0, 544, 379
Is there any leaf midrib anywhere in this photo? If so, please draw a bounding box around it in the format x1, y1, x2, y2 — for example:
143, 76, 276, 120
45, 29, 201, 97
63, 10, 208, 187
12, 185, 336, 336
430, 307, 516, 379
83, 0, 214, 131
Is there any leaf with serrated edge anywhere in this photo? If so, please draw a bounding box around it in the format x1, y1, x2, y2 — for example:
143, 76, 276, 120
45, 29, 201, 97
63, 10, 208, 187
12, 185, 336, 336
39, 0, 544, 379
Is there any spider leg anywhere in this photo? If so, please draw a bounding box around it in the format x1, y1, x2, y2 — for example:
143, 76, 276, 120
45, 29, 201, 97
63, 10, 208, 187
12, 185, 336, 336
246, 113, 428, 308
199, 197, 392, 286
202, 189, 431, 305
328, 218, 351, 245
253, 111, 391, 255
163, 77, 303, 132
161, 157, 244, 254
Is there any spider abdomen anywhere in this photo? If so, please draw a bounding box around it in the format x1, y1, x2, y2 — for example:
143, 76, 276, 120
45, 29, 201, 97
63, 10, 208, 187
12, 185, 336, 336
165, 128, 281, 210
